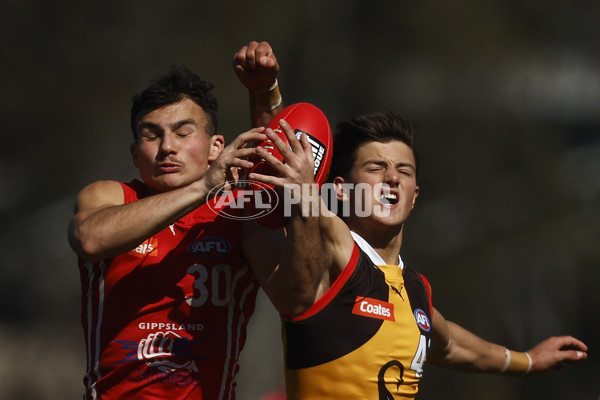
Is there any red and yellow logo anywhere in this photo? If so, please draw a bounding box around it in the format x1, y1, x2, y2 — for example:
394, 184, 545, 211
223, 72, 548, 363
352, 296, 395, 321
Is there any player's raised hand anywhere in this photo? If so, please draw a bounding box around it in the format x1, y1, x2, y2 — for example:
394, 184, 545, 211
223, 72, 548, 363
250, 119, 315, 189
233, 41, 279, 92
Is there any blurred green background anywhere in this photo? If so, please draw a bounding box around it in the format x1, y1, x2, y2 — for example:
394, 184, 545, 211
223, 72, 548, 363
1, 1, 598, 399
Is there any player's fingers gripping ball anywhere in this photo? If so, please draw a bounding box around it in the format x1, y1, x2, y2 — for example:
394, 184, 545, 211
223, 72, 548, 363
248, 102, 333, 228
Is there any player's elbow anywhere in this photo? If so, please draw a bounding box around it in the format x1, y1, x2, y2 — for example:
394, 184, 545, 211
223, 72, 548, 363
68, 224, 106, 263
426, 338, 454, 367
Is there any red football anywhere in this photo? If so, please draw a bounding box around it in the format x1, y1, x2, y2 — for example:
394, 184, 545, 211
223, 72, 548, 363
250, 102, 333, 187
247, 102, 333, 228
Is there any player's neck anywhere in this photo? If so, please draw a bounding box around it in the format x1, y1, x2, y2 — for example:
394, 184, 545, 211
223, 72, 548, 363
373, 235, 402, 266
350, 223, 404, 266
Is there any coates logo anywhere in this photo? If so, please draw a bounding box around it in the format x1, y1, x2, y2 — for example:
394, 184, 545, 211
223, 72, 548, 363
414, 309, 431, 332
352, 297, 395, 321
188, 236, 230, 257
295, 130, 326, 179
206, 181, 279, 221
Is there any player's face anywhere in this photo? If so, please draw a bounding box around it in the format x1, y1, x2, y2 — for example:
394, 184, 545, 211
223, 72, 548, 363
341, 140, 419, 232
131, 98, 223, 193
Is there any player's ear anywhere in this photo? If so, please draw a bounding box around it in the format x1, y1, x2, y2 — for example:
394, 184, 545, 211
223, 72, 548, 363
333, 176, 349, 201
208, 134, 225, 162
411, 185, 420, 209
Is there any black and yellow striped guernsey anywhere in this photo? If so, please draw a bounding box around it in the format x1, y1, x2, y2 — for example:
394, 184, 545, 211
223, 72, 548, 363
282, 237, 433, 399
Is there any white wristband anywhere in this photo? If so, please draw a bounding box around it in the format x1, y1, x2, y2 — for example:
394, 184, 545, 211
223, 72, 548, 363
252, 79, 281, 112
500, 347, 511, 373
254, 96, 282, 112
524, 352, 532, 375
255, 79, 278, 94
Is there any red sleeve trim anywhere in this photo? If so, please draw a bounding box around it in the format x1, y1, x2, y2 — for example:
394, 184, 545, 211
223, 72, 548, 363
284, 242, 360, 321
419, 273, 433, 315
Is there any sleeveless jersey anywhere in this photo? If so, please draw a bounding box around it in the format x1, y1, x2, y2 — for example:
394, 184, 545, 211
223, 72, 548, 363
78, 179, 258, 400
282, 241, 433, 399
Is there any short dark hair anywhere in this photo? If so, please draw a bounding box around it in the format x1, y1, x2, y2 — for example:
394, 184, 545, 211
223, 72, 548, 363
329, 110, 420, 181
130, 65, 218, 142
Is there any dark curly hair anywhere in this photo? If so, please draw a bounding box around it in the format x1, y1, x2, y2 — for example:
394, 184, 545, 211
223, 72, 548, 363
329, 110, 420, 181
130, 65, 218, 142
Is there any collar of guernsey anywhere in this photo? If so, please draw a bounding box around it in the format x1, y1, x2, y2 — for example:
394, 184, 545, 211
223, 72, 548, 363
350, 231, 404, 270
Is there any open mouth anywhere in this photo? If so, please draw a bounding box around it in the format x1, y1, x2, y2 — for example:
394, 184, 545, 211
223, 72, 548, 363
378, 192, 398, 206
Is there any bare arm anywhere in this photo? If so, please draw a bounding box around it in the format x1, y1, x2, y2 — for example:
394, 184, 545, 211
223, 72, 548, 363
233, 41, 284, 127
247, 120, 353, 315
235, 41, 352, 314
242, 213, 323, 316
68, 179, 212, 263
68, 129, 266, 263
428, 307, 588, 375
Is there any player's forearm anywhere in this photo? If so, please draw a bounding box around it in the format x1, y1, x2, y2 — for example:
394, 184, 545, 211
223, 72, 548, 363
431, 321, 506, 372
430, 320, 533, 375
71, 182, 209, 263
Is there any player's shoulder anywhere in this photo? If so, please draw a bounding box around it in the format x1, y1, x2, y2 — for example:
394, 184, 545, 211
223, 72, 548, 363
76, 180, 126, 209
81, 179, 123, 193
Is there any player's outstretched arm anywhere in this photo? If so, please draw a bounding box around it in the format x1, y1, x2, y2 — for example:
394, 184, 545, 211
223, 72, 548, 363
233, 40, 283, 127
428, 307, 588, 376
246, 120, 353, 315
68, 129, 267, 263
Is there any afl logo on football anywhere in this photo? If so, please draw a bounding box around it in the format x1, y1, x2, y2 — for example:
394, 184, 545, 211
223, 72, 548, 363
414, 309, 431, 332
188, 236, 231, 257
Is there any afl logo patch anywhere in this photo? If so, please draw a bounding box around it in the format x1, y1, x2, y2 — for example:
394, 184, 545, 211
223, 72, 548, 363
414, 309, 431, 332
188, 236, 230, 257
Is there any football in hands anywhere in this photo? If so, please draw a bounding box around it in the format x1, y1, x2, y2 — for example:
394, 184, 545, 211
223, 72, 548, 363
248, 102, 333, 228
